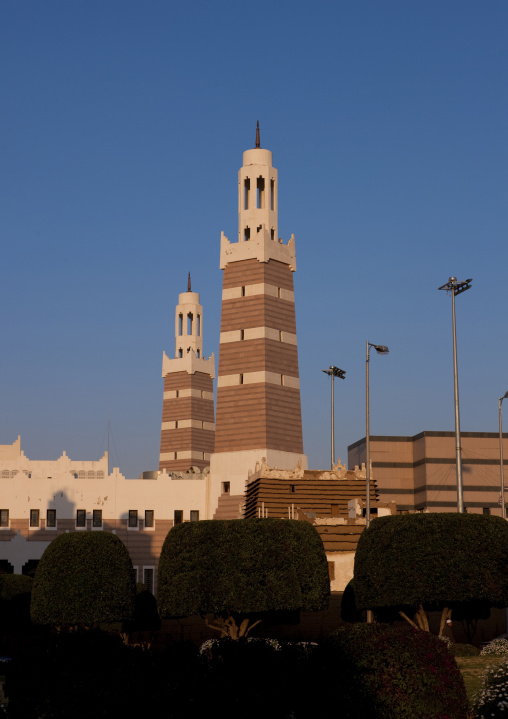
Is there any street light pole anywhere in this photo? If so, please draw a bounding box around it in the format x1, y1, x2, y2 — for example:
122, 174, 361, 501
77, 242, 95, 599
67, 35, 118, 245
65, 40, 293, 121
365, 343, 389, 528
438, 276, 472, 513
322, 366, 346, 469
499, 392, 508, 519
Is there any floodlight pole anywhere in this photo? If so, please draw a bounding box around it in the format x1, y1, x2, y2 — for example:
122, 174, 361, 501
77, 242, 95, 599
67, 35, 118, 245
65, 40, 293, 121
499, 392, 508, 519
322, 366, 346, 469
365, 342, 389, 528
438, 276, 472, 514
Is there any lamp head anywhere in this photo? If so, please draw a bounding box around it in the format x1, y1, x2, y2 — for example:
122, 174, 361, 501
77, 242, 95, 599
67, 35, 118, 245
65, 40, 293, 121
374, 345, 389, 355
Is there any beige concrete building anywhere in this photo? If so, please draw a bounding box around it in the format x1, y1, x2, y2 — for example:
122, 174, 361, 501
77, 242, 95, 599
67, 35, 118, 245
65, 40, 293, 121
210, 125, 307, 517
0, 436, 211, 594
159, 275, 215, 473
348, 431, 508, 514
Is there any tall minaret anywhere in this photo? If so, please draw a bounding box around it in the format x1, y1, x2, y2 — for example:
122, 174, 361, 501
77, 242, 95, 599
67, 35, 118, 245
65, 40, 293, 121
159, 275, 215, 473
209, 125, 307, 513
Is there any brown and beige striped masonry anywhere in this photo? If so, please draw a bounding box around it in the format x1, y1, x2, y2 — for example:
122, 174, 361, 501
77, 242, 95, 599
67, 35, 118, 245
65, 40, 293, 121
159, 371, 214, 472
215, 257, 303, 455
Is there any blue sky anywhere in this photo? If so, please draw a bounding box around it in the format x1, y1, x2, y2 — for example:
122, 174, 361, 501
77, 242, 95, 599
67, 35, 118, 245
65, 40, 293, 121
2, 1, 507, 477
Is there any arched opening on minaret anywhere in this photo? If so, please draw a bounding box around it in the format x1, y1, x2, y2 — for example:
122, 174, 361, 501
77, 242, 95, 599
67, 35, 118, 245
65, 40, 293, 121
256, 176, 265, 209
270, 179, 275, 210
178, 349, 183, 358
178, 314, 183, 335
244, 178, 250, 209
197, 314, 201, 336
187, 312, 193, 335
244, 227, 250, 241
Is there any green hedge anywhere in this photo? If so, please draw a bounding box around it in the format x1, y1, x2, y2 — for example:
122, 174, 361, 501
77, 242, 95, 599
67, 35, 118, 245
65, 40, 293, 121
31, 531, 136, 627
157, 518, 330, 618
354, 513, 508, 611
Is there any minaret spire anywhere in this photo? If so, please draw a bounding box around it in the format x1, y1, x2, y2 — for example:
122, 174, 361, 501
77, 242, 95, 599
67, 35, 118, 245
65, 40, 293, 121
187, 272, 191, 292
255, 121, 260, 148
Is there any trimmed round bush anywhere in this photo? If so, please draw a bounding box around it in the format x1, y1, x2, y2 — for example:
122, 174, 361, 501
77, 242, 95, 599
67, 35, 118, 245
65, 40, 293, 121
472, 659, 508, 718
31, 531, 135, 627
354, 513, 508, 615
157, 518, 330, 637
321, 624, 469, 719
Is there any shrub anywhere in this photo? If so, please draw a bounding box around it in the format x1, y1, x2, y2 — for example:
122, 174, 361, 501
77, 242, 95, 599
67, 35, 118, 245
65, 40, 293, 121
0, 575, 33, 635
320, 624, 469, 719
132, 583, 161, 632
31, 531, 135, 628
449, 643, 480, 657
4, 630, 151, 718
157, 518, 330, 638
480, 638, 508, 656
472, 659, 508, 718
354, 513, 508, 635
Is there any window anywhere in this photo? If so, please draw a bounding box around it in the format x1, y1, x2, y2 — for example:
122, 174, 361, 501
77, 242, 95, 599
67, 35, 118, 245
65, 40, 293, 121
240, 330, 245, 340
271, 228, 275, 240
145, 510, 154, 528
290, 485, 296, 494
178, 314, 183, 335
0, 509, 9, 527
76, 509, 86, 527
244, 178, 250, 209
93, 510, 102, 527
128, 510, 138, 528
244, 227, 250, 241
178, 349, 183, 358
190, 510, 199, 522
143, 567, 154, 594
241, 286, 246, 297
256, 176, 265, 208
46, 509, 56, 528
222, 482, 230, 494
197, 314, 201, 336
30, 509, 40, 527
174, 510, 183, 525
187, 312, 193, 335
176, 390, 179, 398
240, 374, 244, 385
483, 507, 491, 515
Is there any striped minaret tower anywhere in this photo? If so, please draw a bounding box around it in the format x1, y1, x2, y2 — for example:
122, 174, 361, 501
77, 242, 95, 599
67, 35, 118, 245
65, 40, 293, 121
159, 275, 215, 473
209, 124, 307, 514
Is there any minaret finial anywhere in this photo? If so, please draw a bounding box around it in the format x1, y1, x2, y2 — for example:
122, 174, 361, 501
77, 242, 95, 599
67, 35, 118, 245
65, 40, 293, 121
187, 272, 191, 292
255, 121, 260, 148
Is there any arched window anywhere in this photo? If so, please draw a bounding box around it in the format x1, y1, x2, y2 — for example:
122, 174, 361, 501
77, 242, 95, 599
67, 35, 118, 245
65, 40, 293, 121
178, 314, 183, 335
187, 312, 193, 335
